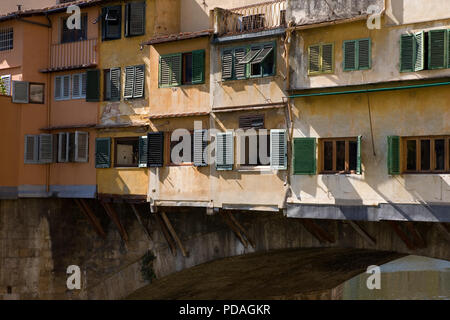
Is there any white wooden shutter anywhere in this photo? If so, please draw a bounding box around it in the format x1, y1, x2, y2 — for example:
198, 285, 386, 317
234, 48, 247, 79
194, 129, 208, 167
110, 67, 121, 101
124, 66, 135, 99
58, 132, 69, 163
39, 134, 54, 163
62, 75, 71, 99
222, 49, 233, 80
138, 135, 148, 168
74, 131, 89, 162
1, 75, 11, 95
270, 129, 287, 170
133, 65, 145, 98
216, 131, 233, 170
72, 74, 81, 98
12, 81, 29, 103
24, 135, 39, 164
414, 31, 425, 71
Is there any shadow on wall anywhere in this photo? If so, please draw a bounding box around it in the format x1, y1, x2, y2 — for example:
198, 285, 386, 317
180, 0, 210, 33
387, 0, 405, 25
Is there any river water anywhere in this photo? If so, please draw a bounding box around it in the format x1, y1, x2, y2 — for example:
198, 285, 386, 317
342, 255, 450, 300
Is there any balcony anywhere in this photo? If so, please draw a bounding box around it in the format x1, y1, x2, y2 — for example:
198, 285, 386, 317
45, 38, 97, 72
212, 0, 286, 37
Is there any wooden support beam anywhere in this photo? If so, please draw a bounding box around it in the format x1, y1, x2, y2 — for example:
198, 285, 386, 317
160, 212, 189, 258
436, 223, 450, 242
74, 199, 106, 239
101, 201, 129, 243
405, 222, 426, 249
300, 220, 327, 244
220, 211, 248, 248
130, 204, 152, 242
155, 214, 177, 256
347, 220, 376, 246
226, 211, 255, 249
302, 219, 335, 243
388, 221, 416, 250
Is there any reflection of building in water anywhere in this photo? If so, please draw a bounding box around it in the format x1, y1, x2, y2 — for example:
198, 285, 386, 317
342, 256, 450, 300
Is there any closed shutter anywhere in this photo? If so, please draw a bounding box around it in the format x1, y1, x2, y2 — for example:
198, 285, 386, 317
222, 49, 233, 80
194, 129, 208, 167
124, 66, 135, 99
110, 67, 121, 101
170, 54, 182, 86
95, 138, 111, 168
68, 133, 76, 162
24, 135, 39, 164
86, 69, 100, 102
39, 134, 54, 164
62, 75, 71, 99
1, 75, 11, 95
356, 135, 362, 175
308, 45, 320, 74
133, 65, 145, 98
428, 29, 447, 70
387, 136, 400, 175
293, 138, 316, 175
358, 38, 371, 70
81, 73, 87, 98
74, 131, 89, 163
448, 29, 450, 68
321, 44, 334, 73
414, 31, 425, 71
192, 50, 205, 84
216, 131, 234, 171
239, 115, 264, 129
104, 6, 122, 40
54, 76, 62, 100
138, 135, 148, 168
234, 48, 246, 79
147, 132, 164, 167
72, 74, 81, 98
400, 34, 415, 72
12, 81, 29, 103
270, 129, 287, 170
159, 55, 181, 87
58, 132, 69, 163
343, 40, 356, 71
126, 2, 145, 37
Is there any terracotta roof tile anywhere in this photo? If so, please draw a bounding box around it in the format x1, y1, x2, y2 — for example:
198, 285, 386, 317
142, 30, 213, 46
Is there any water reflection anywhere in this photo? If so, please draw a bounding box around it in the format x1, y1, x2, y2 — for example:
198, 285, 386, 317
342, 255, 450, 300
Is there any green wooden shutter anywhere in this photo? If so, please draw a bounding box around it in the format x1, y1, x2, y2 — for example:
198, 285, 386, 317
192, 50, 205, 84
147, 132, 164, 167
270, 129, 287, 170
414, 31, 425, 71
293, 138, 316, 175
221, 49, 233, 80
343, 40, 356, 71
356, 135, 362, 175
138, 135, 148, 168
387, 136, 400, 175
308, 45, 320, 74
104, 6, 122, 40
126, 2, 145, 37
86, 69, 100, 102
216, 132, 233, 171
321, 44, 334, 73
400, 34, 415, 72
428, 29, 447, 70
193, 129, 208, 167
95, 138, 111, 168
133, 65, 145, 98
358, 38, 371, 70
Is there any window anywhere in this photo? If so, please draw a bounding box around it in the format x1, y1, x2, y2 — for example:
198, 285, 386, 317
403, 136, 450, 173
308, 43, 334, 75
72, 73, 87, 99
221, 42, 275, 81
104, 68, 121, 101
343, 38, 371, 71
320, 137, 361, 174
55, 73, 87, 100
238, 115, 270, 167
125, 2, 146, 37
124, 65, 145, 99
1, 75, 11, 95
61, 14, 87, 43
12, 81, 29, 103
0, 27, 13, 51
115, 137, 139, 167
58, 132, 89, 163
29, 83, 45, 104
102, 5, 122, 41
159, 50, 205, 87
54, 75, 71, 100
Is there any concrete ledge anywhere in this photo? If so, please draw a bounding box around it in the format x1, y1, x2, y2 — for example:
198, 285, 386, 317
287, 203, 450, 223
14, 185, 96, 199
0, 187, 18, 199
49, 185, 97, 199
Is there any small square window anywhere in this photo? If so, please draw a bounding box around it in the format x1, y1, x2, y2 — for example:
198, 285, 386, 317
115, 137, 139, 167
29, 83, 45, 104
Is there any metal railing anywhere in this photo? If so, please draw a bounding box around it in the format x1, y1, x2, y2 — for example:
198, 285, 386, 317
50, 38, 97, 69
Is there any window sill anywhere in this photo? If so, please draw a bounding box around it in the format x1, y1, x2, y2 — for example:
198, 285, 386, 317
237, 166, 272, 172
220, 75, 276, 84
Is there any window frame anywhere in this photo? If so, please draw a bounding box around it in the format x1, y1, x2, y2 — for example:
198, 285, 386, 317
319, 137, 359, 174
0, 27, 13, 52
102, 5, 122, 41
71, 73, 87, 99
28, 82, 45, 104
54, 74, 71, 101
159, 50, 205, 88
61, 13, 88, 44
402, 136, 450, 174
114, 136, 140, 168
307, 42, 334, 76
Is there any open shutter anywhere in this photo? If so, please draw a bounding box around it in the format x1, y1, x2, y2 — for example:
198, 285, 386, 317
321, 44, 334, 73
170, 54, 182, 86
239, 46, 261, 64
126, 2, 145, 37
1, 75, 11, 95
138, 135, 148, 168
133, 65, 145, 98
356, 135, 362, 175
147, 132, 164, 167
74, 131, 89, 163
110, 67, 121, 101
194, 129, 208, 167
428, 29, 447, 70
124, 66, 135, 99
24, 135, 39, 164
251, 44, 274, 64
86, 69, 100, 102
72, 74, 81, 98
192, 50, 205, 84
343, 40, 356, 71
159, 55, 171, 87
358, 38, 371, 70
387, 136, 400, 175
62, 75, 70, 99
293, 138, 316, 175
12, 81, 29, 103
81, 73, 87, 98
104, 6, 122, 40
39, 134, 54, 164
448, 29, 450, 68
68, 132, 76, 162
234, 48, 247, 79
216, 131, 234, 171
221, 49, 233, 80
308, 45, 320, 74
54, 76, 62, 100
58, 133, 69, 163
95, 138, 111, 168
270, 129, 287, 170
414, 31, 425, 71
400, 34, 415, 72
